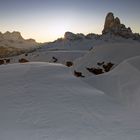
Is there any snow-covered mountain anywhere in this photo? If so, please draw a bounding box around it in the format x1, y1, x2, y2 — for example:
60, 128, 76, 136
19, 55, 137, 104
38, 12, 140, 52
4, 12, 140, 67
71, 13, 140, 77
0, 31, 38, 57
39, 31, 140, 52
1, 12, 140, 139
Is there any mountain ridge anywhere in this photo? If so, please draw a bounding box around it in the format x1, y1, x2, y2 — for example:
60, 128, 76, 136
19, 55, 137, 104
0, 31, 39, 57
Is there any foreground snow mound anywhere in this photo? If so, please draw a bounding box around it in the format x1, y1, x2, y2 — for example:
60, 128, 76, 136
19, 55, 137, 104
0, 62, 140, 140
85, 55, 140, 109
73, 42, 140, 77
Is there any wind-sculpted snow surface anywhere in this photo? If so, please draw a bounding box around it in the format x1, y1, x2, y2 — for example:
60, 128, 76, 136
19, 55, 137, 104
73, 42, 140, 77
84, 56, 140, 109
0, 62, 140, 140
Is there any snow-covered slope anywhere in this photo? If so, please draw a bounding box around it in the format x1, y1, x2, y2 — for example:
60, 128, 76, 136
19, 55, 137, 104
39, 12, 140, 52
84, 55, 140, 109
1, 12, 140, 140
73, 41, 140, 77
39, 31, 138, 52
6, 31, 139, 66
0, 62, 140, 140
3, 50, 87, 66
40, 36, 97, 51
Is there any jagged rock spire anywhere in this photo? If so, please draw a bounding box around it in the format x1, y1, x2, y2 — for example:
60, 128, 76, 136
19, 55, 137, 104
102, 12, 115, 34
102, 12, 133, 38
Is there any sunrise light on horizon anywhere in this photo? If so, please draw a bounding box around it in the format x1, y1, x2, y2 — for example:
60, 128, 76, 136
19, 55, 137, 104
0, 0, 140, 42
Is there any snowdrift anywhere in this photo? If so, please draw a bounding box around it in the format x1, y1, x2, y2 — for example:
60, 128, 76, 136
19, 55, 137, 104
0, 62, 140, 140
73, 42, 140, 76
84, 55, 140, 109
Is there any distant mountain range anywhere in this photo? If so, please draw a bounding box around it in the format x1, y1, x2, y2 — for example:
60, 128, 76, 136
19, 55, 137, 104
39, 12, 140, 52
0, 12, 140, 58
0, 31, 38, 57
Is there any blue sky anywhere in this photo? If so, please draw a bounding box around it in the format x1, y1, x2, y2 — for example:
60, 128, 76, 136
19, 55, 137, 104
0, 0, 140, 42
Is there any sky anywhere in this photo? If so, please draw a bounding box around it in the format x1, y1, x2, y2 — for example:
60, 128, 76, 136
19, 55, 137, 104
0, 0, 140, 42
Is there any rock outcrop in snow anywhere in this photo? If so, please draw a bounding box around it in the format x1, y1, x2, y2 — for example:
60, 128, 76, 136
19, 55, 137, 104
73, 42, 140, 77
102, 12, 140, 40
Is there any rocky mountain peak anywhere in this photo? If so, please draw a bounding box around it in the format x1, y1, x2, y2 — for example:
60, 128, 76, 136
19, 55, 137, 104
64, 32, 85, 41
2, 31, 23, 40
64, 32, 76, 40
102, 12, 135, 38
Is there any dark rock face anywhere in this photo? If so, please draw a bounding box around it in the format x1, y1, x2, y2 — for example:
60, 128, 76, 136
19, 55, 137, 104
0, 60, 4, 65
0, 59, 10, 65
19, 58, 29, 63
74, 70, 85, 78
4, 59, 10, 64
52, 57, 58, 63
86, 67, 104, 75
102, 12, 140, 40
103, 62, 114, 72
86, 62, 115, 75
65, 61, 73, 67
64, 32, 85, 41
102, 13, 115, 34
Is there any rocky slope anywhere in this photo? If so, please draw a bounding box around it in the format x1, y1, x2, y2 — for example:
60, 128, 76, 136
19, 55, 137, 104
0, 31, 38, 57
72, 12, 140, 77
1, 12, 140, 65
73, 42, 140, 77
102, 12, 140, 40
40, 12, 140, 52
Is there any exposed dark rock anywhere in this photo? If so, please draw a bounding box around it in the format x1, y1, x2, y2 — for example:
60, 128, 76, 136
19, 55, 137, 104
74, 70, 85, 77
66, 61, 73, 67
25, 53, 28, 56
103, 62, 114, 72
19, 58, 29, 63
0, 59, 4, 65
4, 59, 10, 64
86, 67, 104, 75
52, 57, 58, 63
